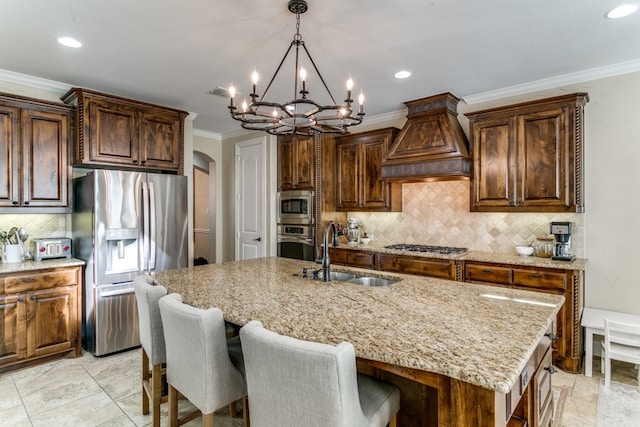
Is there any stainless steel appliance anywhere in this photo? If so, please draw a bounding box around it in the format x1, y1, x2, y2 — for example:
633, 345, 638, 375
383, 244, 468, 256
277, 224, 315, 261
277, 190, 314, 225
345, 218, 361, 244
33, 238, 72, 261
550, 221, 575, 261
73, 170, 188, 356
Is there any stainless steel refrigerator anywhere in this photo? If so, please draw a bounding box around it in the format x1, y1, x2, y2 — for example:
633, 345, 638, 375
73, 169, 188, 356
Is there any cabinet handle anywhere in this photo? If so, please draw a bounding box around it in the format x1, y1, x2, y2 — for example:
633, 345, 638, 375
20, 277, 35, 283
545, 332, 558, 341
132, 160, 138, 164
530, 273, 543, 278
544, 366, 557, 374
30, 295, 36, 301
482, 269, 494, 273
12, 201, 19, 205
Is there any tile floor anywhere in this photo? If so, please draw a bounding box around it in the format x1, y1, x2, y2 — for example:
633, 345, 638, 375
0, 348, 638, 426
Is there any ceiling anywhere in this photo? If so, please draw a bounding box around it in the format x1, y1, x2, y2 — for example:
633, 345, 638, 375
1, 0, 639, 137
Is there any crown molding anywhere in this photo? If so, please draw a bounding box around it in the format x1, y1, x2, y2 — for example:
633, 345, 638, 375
193, 128, 223, 141
0, 68, 72, 92
462, 59, 640, 105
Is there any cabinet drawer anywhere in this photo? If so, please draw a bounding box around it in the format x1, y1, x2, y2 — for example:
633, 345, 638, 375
328, 248, 349, 264
465, 263, 511, 285
513, 269, 566, 291
348, 251, 376, 268
378, 254, 454, 280
4, 269, 78, 294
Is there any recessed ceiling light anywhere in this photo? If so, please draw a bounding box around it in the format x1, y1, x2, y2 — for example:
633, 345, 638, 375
606, 3, 639, 18
394, 70, 411, 79
57, 36, 82, 48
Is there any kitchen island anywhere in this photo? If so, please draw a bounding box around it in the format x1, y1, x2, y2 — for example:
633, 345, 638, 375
154, 257, 564, 427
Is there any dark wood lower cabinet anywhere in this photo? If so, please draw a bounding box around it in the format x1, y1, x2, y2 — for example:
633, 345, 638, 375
0, 265, 82, 373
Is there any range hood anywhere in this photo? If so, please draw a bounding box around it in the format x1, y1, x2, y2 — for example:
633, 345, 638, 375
381, 92, 471, 182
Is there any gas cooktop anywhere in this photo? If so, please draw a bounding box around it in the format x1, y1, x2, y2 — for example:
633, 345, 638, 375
383, 244, 468, 255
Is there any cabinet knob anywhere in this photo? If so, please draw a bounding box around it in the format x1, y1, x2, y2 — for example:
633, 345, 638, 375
545, 332, 558, 341
12, 201, 19, 206
140, 160, 146, 164
18, 296, 24, 302
544, 366, 557, 374
30, 295, 36, 301
132, 160, 138, 164
24, 201, 30, 206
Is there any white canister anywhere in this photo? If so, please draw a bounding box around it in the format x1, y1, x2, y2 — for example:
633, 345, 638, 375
2, 244, 23, 263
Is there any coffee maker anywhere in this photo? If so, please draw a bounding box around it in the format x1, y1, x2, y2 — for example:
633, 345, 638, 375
550, 221, 575, 261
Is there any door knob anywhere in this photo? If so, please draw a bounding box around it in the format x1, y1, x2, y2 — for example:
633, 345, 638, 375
253, 237, 262, 242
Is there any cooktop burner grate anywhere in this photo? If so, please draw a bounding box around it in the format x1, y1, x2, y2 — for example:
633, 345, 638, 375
384, 244, 468, 255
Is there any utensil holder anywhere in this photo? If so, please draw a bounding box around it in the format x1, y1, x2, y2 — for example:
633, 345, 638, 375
2, 244, 23, 263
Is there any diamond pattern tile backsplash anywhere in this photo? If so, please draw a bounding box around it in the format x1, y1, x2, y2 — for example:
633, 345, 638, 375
344, 181, 584, 257
0, 214, 68, 241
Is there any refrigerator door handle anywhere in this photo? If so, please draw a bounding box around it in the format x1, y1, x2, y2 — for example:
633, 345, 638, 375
142, 182, 150, 273
148, 182, 156, 270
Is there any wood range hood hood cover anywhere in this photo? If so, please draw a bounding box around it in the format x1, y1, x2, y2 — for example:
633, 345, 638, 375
381, 92, 471, 182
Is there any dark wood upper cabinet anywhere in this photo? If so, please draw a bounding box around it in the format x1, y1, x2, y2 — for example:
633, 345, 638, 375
466, 93, 588, 212
0, 93, 72, 212
277, 135, 315, 190
62, 88, 187, 173
335, 127, 401, 212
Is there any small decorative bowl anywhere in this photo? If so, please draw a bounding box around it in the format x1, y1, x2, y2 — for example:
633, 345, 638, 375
360, 237, 371, 245
515, 245, 534, 256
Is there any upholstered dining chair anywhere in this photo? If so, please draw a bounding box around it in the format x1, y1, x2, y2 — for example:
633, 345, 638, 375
600, 318, 640, 387
158, 293, 248, 427
133, 274, 168, 427
239, 320, 401, 427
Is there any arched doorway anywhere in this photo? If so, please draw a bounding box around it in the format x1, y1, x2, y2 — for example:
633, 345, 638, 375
193, 151, 216, 264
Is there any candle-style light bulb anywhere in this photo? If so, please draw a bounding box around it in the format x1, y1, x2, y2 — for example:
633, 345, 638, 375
228, 85, 236, 108
251, 69, 259, 95
299, 67, 307, 82
346, 76, 354, 101
272, 108, 279, 117
358, 90, 365, 114
241, 99, 248, 113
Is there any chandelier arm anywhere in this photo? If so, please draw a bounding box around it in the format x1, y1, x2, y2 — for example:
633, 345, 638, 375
260, 40, 296, 102
301, 42, 338, 105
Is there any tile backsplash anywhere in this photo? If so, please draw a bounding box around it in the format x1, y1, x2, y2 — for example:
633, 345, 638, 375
344, 181, 584, 257
0, 214, 68, 240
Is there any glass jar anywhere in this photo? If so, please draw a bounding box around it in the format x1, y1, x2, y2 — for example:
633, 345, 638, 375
533, 237, 555, 258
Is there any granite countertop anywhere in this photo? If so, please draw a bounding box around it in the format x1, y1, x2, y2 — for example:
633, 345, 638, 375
154, 257, 564, 394
0, 258, 85, 274
334, 242, 588, 271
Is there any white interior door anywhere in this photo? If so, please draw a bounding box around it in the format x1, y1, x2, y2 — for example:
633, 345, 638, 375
235, 138, 266, 260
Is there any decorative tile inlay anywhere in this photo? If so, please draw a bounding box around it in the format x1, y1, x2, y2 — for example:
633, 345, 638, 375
342, 181, 584, 257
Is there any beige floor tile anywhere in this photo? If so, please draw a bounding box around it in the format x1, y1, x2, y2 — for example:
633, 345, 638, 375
0, 374, 22, 411
0, 403, 32, 427
29, 391, 124, 427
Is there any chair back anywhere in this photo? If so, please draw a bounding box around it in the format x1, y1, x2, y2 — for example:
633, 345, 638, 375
133, 275, 167, 365
240, 320, 367, 427
158, 293, 246, 414
604, 318, 640, 359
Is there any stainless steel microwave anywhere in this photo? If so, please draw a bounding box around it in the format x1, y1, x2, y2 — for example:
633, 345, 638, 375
277, 190, 314, 225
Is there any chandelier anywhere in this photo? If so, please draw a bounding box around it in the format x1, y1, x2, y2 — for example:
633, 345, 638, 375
227, 0, 365, 136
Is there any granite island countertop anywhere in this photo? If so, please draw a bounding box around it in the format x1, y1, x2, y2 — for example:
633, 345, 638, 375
153, 256, 564, 395
334, 242, 588, 271
0, 258, 85, 274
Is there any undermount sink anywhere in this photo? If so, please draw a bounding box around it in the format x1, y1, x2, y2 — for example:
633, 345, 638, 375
348, 276, 397, 287
315, 270, 397, 286
317, 271, 359, 281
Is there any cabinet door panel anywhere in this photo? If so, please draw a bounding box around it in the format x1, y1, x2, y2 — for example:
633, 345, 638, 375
471, 117, 516, 209
295, 137, 315, 189
328, 247, 349, 264
139, 111, 181, 170
336, 143, 360, 209
89, 100, 138, 165
0, 105, 19, 207
361, 140, 389, 209
277, 137, 295, 190
26, 287, 76, 358
21, 110, 69, 207
518, 109, 568, 209
0, 295, 24, 364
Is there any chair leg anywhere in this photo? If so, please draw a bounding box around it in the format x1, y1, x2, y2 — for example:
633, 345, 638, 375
389, 413, 397, 427
169, 384, 179, 427
604, 356, 611, 387
243, 395, 250, 427
202, 412, 214, 427
151, 363, 163, 427
142, 348, 150, 415
229, 401, 237, 417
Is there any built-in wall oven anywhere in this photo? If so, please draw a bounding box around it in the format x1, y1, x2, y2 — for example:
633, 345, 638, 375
277, 190, 315, 261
